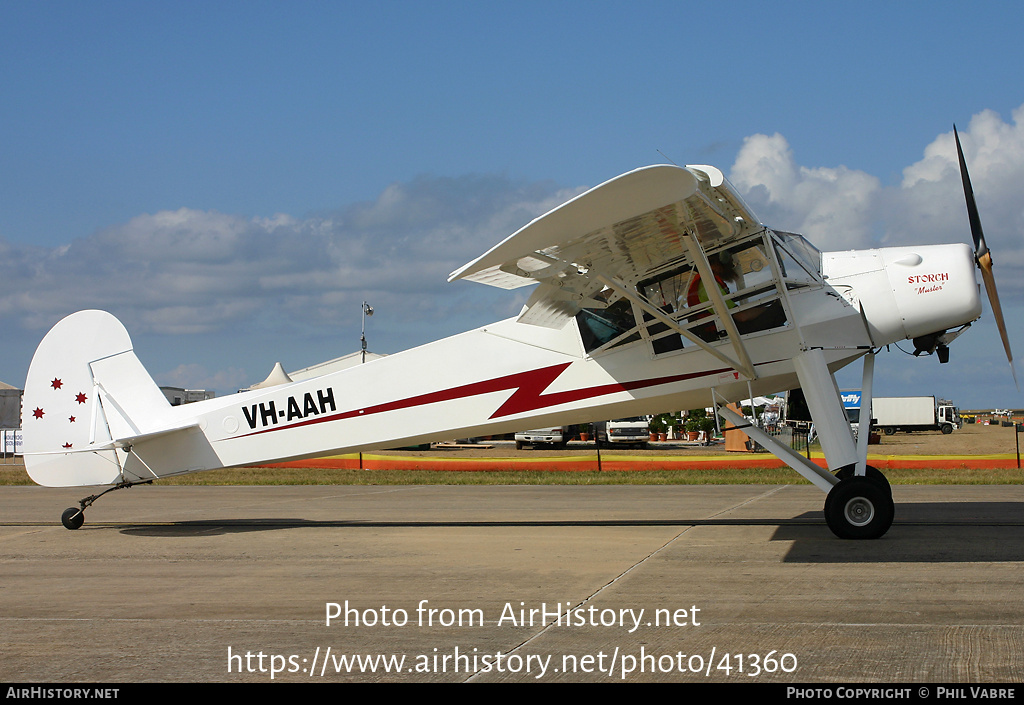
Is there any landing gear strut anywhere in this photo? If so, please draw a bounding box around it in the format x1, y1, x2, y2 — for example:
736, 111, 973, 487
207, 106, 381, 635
59, 479, 152, 530
714, 349, 898, 539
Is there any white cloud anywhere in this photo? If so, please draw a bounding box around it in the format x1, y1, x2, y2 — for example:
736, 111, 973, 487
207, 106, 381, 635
0, 174, 573, 341
6, 113, 1022, 396
889, 107, 1024, 273
730, 133, 882, 251
730, 105, 1024, 295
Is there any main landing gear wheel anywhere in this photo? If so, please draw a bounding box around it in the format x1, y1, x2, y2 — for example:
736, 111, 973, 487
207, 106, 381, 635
826, 464, 892, 520
824, 476, 894, 540
61, 507, 85, 530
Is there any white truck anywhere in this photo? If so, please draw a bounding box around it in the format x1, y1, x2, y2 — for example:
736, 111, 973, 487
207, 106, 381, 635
870, 396, 961, 435
591, 417, 650, 448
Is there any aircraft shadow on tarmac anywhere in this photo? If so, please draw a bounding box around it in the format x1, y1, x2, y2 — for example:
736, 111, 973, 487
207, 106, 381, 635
774, 523, 1024, 563
115, 501, 1024, 563
775, 501, 1024, 563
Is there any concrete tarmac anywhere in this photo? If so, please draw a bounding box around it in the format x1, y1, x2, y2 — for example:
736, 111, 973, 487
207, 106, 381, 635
1, 484, 1023, 683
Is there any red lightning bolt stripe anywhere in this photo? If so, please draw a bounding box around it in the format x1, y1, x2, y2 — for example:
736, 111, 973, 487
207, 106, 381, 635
236, 361, 744, 439
489, 364, 735, 418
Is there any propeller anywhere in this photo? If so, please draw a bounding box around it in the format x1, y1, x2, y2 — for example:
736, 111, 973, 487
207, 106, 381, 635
954, 124, 1017, 388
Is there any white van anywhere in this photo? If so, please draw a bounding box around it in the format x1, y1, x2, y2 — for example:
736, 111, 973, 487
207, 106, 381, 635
592, 417, 649, 448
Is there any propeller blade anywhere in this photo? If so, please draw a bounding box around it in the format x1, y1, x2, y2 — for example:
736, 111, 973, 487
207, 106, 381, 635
978, 252, 1018, 389
955, 124, 1017, 388
954, 124, 989, 260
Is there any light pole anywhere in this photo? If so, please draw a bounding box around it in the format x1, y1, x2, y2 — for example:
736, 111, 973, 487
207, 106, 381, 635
359, 300, 374, 471
361, 301, 373, 364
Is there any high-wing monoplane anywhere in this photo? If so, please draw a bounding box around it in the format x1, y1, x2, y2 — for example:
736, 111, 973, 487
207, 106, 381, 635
22, 128, 1015, 537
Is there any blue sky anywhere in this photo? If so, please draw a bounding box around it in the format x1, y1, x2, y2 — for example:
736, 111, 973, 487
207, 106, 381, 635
2, 1, 1023, 409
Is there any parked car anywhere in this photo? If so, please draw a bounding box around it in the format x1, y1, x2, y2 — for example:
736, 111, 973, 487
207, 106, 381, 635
514, 427, 568, 450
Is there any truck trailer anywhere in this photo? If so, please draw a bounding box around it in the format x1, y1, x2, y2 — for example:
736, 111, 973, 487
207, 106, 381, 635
870, 396, 960, 435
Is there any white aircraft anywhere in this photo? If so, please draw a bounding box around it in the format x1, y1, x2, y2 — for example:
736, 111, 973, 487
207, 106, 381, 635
22, 128, 1015, 538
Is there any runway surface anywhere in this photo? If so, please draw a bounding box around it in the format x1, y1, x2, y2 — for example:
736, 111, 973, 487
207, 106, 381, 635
2, 484, 1023, 683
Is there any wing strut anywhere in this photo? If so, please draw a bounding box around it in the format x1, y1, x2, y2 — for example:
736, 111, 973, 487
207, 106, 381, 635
681, 231, 757, 380
594, 274, 756, 379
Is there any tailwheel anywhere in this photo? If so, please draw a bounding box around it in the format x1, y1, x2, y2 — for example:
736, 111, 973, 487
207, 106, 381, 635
58, 478, 153, 530
824, 476, 894, 540
61, 507, 85, 530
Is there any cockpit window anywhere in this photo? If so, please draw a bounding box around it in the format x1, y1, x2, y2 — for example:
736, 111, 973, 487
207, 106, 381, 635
635, 235, 789, 347
575, 231, 793, 357
773, 231, 823, 284
576, 298, 641, 354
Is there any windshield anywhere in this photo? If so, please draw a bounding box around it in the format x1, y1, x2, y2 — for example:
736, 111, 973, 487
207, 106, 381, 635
773, 231, 823, 283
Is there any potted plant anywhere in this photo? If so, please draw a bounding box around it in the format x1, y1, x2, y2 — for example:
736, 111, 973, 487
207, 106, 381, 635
666, 412, 683, 439
700, 416, 718, 444
685, 408, 707, 442
649, 415, 665, 441
684, 417, 701, 441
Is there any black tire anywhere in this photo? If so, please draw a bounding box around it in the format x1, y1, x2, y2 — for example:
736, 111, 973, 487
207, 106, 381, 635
827, 465, 892, 519
834, 465, 891, 495
515, 441, 524, 450
883, 426, 896, 435
941, 424, 953, 435
824, 477, 894, 540
61, 507, 84, 530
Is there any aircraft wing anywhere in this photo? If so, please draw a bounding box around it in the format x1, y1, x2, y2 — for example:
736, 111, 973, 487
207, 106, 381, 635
448, 164, 763, 328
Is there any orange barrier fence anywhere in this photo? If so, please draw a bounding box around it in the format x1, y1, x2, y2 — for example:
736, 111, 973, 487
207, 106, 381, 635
267, 452, 1020, 472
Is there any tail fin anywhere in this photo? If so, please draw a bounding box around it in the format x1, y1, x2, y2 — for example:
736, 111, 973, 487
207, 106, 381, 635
22, 310, 173, 487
